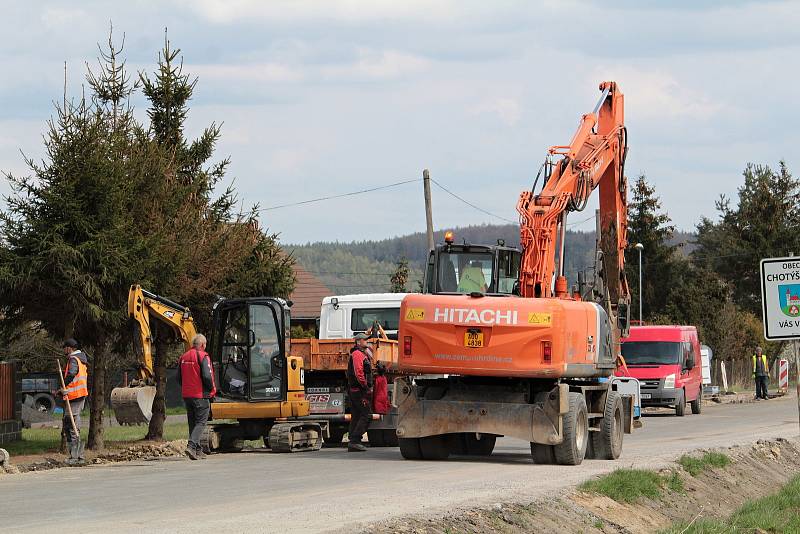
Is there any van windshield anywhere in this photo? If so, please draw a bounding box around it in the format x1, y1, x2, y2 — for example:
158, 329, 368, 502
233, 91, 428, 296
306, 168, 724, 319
621, 341, 682, 365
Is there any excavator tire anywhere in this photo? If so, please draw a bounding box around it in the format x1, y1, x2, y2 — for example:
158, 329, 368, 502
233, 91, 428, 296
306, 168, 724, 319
268, 422, 323, 453
399, 438, 423, 459
419, 434, 450, 460
553, 392, 588, 466
589, 391, 623, 460
530, 443, 556, 464
110, 386, 156, 425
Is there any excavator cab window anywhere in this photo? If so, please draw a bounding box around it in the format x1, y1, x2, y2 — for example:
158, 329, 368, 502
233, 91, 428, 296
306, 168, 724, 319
213, 299, 286, 402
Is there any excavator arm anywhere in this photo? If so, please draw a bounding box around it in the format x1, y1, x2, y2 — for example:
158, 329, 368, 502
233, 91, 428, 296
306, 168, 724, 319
112, 285, 198, 424
127, 284, 198, 383
516, 81, 630, 334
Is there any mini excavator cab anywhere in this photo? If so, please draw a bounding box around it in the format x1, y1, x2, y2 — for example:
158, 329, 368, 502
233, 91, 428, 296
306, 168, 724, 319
212, 297, 291, 402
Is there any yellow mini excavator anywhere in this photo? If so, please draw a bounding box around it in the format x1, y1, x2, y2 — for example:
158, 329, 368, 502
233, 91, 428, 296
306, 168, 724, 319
110, 285, 322, 453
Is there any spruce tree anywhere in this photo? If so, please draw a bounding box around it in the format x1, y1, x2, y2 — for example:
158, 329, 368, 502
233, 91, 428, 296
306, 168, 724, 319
625, 174, 678, 321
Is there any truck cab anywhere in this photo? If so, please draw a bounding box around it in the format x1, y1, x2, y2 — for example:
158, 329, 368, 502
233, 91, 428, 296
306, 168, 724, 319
618, 325, 703, 416
318, 293, 408, 340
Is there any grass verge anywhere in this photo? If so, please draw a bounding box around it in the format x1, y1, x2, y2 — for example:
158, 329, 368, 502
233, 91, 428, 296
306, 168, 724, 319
3, 422, 188, 456
678, 451, 731, 476
579, 468, 684, 503
663, 474, 800, 533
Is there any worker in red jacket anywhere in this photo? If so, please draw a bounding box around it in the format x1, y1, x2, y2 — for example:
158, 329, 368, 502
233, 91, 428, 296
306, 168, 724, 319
176, 334, 216, 460
372, 361, 390, 415
346, 333, 373, 452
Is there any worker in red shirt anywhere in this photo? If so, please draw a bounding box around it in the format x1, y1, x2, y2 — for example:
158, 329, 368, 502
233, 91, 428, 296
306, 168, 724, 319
346, 333, 373, 452
176, 334, 216, 460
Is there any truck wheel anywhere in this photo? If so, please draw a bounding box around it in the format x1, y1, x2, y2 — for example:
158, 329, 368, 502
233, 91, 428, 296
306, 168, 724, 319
399, 438, 423, 459
690, 392, 702, 415
590, 391, 624, 460
464, 433, 496, 456
675, 390, 686, 417
323, 427, 346, 446
419, 434, 450, 460
382, 429, 399, 447
530, 443, 556, 464
367, 429, 386, 447
553, 392, 588, 466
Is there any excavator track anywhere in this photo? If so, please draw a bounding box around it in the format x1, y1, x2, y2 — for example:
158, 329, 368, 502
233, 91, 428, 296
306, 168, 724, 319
268, 422, 323, 453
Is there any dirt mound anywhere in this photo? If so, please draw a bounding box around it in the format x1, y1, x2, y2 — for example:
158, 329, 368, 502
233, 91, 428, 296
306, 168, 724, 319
366, 438, 800, 533
1, 439, 188, 474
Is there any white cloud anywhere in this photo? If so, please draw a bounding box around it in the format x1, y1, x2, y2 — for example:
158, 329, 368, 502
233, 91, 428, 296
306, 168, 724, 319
471, 97, 522, 126
183, 0, 462, 24
592, 67, 725, 120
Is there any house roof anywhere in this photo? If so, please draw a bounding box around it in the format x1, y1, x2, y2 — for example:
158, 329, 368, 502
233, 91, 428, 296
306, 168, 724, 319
290, 264, 332, 320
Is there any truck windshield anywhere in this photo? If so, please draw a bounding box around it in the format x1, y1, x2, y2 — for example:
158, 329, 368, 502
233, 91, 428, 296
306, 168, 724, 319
352, 308, 400, 333
621, 341, 682, 365
437, 251, 495, 294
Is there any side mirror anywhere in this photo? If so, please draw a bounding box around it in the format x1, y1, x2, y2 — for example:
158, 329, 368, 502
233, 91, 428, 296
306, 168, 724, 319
685, 355, 695, 370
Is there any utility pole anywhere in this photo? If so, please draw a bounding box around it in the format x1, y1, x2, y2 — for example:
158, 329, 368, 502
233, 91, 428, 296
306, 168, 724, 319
423, 169, 434, 252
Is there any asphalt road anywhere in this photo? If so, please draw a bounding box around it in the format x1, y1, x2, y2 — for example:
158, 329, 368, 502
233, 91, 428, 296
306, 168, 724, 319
2, 396, 798, 533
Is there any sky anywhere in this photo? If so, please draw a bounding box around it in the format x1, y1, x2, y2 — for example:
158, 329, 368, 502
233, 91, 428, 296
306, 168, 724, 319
1, 1, 798, 244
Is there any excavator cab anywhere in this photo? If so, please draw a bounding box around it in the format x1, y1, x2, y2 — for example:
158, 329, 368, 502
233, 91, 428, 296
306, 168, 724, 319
423, 234, 521, 296
212, 297, 288, 402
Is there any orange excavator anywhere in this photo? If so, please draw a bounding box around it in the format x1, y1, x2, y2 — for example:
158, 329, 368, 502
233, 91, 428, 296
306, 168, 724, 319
395, 81, 639, 465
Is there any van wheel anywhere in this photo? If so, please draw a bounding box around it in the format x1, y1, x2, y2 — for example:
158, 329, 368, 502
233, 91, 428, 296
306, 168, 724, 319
675, 389, 686, 417
591, 391, 624, 460
553, 392, 589, 466
419, 434, 450, 460
690, 392, 702, 415
531, 443, 556, 464
399, 438, 422, 459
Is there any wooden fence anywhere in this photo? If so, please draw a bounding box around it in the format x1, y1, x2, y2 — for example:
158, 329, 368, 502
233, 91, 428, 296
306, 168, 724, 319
0, 361, 15, 421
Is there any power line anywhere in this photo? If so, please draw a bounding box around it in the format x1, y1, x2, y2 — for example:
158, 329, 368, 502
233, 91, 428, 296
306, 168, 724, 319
258, 178, 421, 212
430, 178, 517, 224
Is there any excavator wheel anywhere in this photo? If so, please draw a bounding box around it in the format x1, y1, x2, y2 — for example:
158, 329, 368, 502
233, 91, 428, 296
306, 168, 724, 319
399, 438, 423, 459
110, 386, 156, 425
419, 434, 450, 460
268, 422, 322, 453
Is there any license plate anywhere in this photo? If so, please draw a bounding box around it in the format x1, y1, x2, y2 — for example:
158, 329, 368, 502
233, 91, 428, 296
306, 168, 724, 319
464, 331, 484, 348
640, 393, 652, 399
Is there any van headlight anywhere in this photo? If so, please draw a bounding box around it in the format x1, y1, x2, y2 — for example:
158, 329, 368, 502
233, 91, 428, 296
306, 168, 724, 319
663, 374, 676, 389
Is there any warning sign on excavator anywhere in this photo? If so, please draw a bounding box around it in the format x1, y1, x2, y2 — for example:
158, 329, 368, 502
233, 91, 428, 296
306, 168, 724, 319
528, 312, 552, 325
406, 308, 425, 321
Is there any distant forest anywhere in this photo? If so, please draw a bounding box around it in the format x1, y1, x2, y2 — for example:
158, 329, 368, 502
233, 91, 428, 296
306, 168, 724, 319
287, 224, 695, 294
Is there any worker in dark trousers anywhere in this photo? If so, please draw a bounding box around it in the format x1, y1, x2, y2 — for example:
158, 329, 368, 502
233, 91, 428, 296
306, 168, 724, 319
346, 333, 373, 452
59, 338, 89, 463
753, 346, 769, 400
176, 334, 216, 460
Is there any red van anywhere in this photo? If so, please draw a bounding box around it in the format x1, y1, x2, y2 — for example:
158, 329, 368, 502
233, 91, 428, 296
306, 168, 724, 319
617, 326, 703, 416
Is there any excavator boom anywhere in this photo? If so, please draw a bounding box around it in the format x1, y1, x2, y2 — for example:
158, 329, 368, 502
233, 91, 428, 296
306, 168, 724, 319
111, 285, 198, 425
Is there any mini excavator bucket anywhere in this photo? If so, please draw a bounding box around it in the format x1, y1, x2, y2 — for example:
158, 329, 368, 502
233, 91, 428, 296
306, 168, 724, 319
111, 386, 156, 425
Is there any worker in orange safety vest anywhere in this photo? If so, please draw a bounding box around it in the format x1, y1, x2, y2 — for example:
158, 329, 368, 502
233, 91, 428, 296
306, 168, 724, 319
59, 338, 89, 457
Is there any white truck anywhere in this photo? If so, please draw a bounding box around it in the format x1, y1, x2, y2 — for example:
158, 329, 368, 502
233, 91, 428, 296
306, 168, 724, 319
317, 293, 407, 340
304, 293, 406, 445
